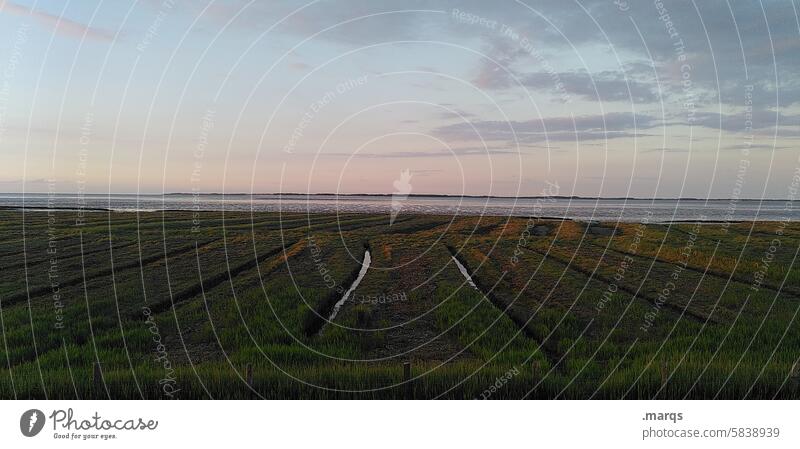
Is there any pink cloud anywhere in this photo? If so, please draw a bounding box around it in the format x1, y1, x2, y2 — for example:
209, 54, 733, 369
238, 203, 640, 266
0, 1, 114, 41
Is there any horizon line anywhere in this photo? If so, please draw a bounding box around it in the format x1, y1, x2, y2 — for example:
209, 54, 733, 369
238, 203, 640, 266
3, 192, 798, 202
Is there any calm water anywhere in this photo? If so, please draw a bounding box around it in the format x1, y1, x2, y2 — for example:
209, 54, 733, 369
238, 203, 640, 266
0, 193, 797, 222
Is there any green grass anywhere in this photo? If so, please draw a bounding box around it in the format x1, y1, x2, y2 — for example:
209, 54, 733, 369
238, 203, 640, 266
0, 211, 797, 399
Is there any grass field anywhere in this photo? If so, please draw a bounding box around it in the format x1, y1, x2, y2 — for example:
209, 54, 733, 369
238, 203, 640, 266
0, 210, 798, 399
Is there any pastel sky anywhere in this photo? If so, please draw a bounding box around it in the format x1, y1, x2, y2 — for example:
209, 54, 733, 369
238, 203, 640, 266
0, 0, 798, 197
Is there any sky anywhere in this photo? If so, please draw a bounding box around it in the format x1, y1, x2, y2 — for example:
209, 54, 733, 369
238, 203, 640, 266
0, 0, 798, 198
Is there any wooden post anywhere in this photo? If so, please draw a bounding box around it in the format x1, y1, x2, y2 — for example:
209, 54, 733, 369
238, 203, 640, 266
245, 364, 254, 398
403, 361, 412, 400
660, 361, 668, 389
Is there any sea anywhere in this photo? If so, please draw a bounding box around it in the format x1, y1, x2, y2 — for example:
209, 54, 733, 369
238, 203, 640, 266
0, 193, 797, 222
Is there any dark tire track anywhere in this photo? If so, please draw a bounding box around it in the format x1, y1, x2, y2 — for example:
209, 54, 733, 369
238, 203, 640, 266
585, 241, 800, 301
445, 245, 562, 369
521, 246, 718, 324
2, 241, 139, 272
2, 238, 222, 308
143, 240, 301, 317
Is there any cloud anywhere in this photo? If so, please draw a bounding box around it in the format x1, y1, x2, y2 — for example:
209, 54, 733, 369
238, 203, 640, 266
471, 37, 529, 89
523, 70, 659, 103
200, 0, 800, 110
548, 1, 800, 107
459, 0, 799, 108
722, 144, 793, 151
689, 110, 796, 132
320, 147, 523, 158
434, 112, 661, 144
639, 147, 690, 154
0, 1, 114, 41
0, 177, 48, 184
438, 109, 476, 120
474, 57, 661, 104
719, 80, 800, 108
